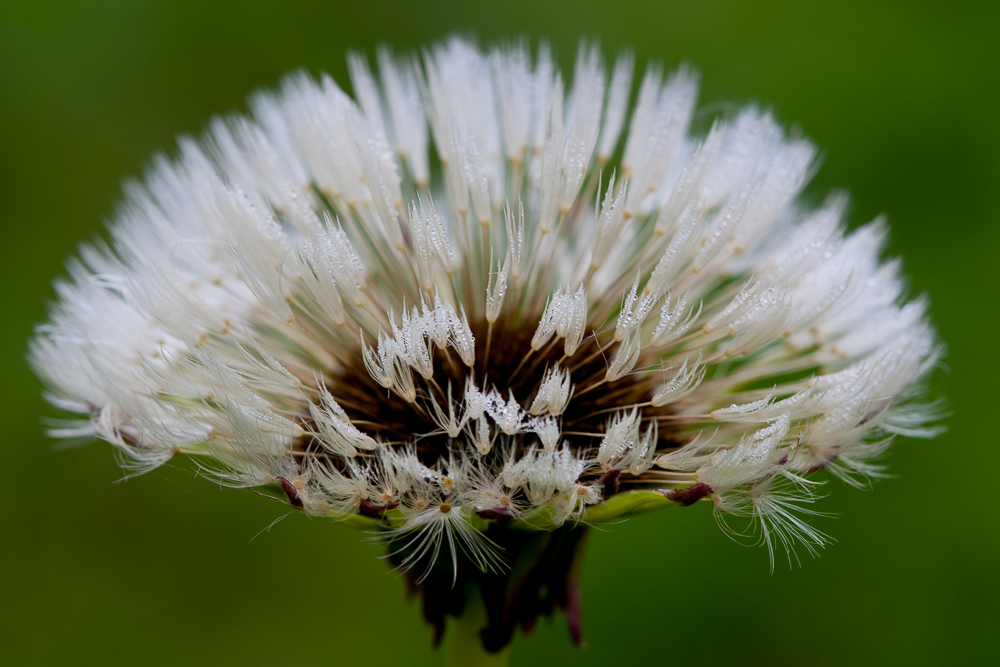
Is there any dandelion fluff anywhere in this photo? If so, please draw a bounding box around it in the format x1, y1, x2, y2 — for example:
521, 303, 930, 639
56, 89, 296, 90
29, 37, 942, 653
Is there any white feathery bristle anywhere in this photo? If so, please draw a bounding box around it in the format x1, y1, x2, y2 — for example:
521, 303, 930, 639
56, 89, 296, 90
529, 365, 574, 417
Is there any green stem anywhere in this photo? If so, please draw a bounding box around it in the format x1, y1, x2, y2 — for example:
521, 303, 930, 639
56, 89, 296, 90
445, 584, 511, 667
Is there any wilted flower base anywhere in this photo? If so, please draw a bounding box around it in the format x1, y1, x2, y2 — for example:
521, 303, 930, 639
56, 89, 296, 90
389, 522, 589, 652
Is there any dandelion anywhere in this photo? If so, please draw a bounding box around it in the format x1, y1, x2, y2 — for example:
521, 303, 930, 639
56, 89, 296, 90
30, 37, 943, 662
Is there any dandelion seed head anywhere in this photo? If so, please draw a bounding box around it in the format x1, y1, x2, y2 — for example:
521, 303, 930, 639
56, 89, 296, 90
29, 37, 943, 650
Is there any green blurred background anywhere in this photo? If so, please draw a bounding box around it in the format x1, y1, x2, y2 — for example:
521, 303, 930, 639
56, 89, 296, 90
2, 1, 997, 664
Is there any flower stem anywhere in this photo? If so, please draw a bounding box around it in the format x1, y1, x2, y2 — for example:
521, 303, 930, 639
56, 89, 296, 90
445, 584, 511, 667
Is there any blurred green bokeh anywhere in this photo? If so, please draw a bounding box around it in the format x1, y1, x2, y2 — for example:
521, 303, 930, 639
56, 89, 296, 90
2, 1, 997, 664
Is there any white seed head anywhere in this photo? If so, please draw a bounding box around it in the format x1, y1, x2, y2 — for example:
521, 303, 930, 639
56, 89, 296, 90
30, 37, 942, 584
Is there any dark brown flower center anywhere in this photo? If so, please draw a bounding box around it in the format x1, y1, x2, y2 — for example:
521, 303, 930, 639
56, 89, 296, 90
294, 313, 682, 493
